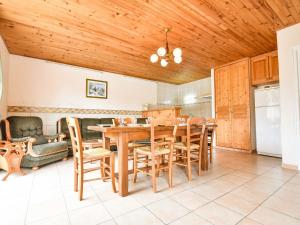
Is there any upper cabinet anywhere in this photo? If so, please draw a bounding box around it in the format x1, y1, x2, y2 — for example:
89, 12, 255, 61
251, 50, 279, 86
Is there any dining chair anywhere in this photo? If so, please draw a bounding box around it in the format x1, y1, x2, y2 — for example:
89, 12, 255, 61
206, 118, 216, 163
66, 116, 117, 201
132, 118, 178, 192
173, 117, 206, 181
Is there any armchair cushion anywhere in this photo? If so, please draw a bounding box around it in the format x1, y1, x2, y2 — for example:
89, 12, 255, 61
81, 118, 102, 140
99, 118, 114, 125
32, 141, 68, 156
32, 135, 49, 145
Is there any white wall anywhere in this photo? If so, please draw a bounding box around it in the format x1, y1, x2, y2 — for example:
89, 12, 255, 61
0, 36, 9, 120
157, 77, 212, 118
277, 23, 300, 170
8, 55, 157, 134
8, 55, 157, 110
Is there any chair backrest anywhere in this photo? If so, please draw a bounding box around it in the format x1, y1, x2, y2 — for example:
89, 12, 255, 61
149, 117, 178, 156
136, 117, 148, 124
66, 117, 83, 159
6, 116, 44, 139
186, 117, 206, 150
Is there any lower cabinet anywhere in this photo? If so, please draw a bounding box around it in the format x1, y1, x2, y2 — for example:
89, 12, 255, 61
215, 58, 254, 151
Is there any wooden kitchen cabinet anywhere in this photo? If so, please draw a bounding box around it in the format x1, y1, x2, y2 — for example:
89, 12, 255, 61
215, 58, 254, 151
251, 50, 279, 85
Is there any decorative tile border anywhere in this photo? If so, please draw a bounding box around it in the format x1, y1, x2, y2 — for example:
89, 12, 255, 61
8, 106, 142, 115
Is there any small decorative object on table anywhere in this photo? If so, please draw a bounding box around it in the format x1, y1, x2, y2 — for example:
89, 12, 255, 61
0, 141, 26, 181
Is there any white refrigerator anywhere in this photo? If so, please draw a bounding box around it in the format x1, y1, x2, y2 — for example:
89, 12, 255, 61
255, 85, 281, 157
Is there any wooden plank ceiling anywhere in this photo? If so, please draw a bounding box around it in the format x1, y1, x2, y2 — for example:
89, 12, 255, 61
1, 0, 300, 84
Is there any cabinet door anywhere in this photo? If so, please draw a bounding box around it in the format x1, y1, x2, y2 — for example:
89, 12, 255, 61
268, 51, 279, 82
230, 60, 251, 150
251, 55, 269, 85
215, 66, 232, 148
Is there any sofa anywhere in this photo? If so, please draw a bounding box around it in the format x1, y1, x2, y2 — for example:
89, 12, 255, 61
57, 117, 117, 154
1, 116, 69, 169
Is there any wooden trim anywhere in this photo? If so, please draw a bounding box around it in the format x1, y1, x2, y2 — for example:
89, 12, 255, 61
7, 106, 141, 115
215, 57, 250, 69
215, 146, 253, 153
282, 163, 298, 170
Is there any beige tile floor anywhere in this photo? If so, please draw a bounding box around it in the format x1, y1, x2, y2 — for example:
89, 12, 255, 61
1, 149, 300, 225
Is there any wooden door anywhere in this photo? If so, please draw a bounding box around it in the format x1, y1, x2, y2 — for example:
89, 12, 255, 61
268, 51, 279, 82
251, 54, 269, 85
215, 66, 232, 148
230, 60, 251, 150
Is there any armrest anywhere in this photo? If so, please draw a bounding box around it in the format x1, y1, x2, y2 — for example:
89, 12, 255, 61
11, 137, 36, 143
0, 141, 26, 158
44, 133, 66, 142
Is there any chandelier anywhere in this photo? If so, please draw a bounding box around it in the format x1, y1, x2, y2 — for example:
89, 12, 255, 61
150, 28, 182, 67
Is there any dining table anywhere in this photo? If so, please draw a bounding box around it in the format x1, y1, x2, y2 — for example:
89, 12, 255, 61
88, 124, 216, 197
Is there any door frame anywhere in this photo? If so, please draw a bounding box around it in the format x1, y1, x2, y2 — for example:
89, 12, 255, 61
293, 45, 300, 170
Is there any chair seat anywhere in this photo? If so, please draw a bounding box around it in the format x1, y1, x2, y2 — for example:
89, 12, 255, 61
82, 139, 103, 148
75, 147, 111, 160
128, 142, 146, 148
134, 146, 170, 156
174, 142, 200, 150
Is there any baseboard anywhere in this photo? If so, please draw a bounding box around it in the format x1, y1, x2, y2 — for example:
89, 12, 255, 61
282, 163, 298, 170
215, 146, 253, 154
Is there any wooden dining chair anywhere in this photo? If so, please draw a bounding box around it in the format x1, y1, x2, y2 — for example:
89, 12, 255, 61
206, 118, 216, 163
173, 118, 206, 181
66, 117, 116, 201
132, 118, 178, 192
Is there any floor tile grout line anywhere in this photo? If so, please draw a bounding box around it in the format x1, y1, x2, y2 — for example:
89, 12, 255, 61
57, 162, 73, 225
90, 182, 120, 225
186, 163, 285, 224
143, 205, 168, 225
253, 173, 300, 221
23, 170, 35, 225
234, 171, 299, 224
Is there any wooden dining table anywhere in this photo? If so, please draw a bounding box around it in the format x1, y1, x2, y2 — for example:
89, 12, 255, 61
88, 124, 215, 197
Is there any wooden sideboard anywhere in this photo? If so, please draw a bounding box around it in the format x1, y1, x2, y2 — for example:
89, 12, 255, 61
142, 106, 181, 119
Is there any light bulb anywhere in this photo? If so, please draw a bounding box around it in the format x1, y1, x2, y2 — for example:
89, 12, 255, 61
173, 48, 182, 57
161, 59, 168, 67
174, 56, 182, 64
157, 47, 166, 57
150, 54, 158, 63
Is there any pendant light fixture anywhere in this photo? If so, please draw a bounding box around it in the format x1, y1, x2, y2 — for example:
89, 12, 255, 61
150, 28, 182, 67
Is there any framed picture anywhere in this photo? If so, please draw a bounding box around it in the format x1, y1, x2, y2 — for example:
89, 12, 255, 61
86, 79, 108, 99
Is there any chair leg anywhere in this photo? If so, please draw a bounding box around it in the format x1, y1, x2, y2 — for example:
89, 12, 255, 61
74, 158, 78, 192
32, 166, 39, 171
133, 151, 138, 183
168, 152, 173, 188
110, 153, 117, 193
145, 155, 149, 174
151, 158, 157, 192
100, 158, 105, 180
156, 156, 160, 177
198, 147, 202, 176
187, 149, 192, 181
209, 147, 213, 163
79, 164, 84, 201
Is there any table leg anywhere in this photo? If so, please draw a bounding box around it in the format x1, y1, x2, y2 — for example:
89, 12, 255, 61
201, 130, 208, 171
118, 132, 129, 197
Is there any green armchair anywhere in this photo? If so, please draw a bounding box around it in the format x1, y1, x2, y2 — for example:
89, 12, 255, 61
1, 116, 68, 169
